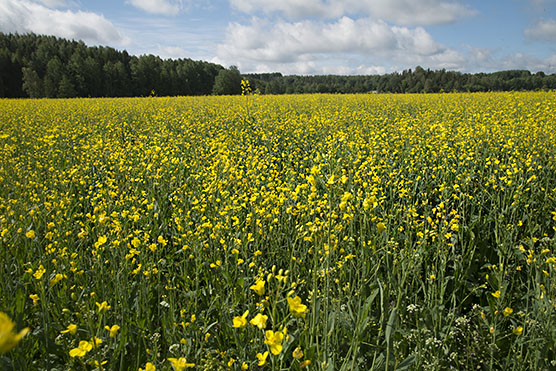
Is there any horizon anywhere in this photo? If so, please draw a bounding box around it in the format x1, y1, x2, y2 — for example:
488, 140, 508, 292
1, 0, 556, 75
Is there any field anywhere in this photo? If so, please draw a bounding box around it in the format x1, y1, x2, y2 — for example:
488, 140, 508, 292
1, 92, 556, 370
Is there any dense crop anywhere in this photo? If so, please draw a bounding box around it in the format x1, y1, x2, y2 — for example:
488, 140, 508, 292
1, 92, 555, 370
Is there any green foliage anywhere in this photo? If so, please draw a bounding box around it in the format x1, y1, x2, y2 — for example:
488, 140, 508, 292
245, 68, 556, 94
213, 66, 242, 95
0, 32, 224, 98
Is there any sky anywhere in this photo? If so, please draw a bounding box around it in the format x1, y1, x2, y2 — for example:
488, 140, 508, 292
1, 0, 556, 75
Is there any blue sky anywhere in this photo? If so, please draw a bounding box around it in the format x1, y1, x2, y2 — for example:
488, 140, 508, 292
1, 0, 555, 74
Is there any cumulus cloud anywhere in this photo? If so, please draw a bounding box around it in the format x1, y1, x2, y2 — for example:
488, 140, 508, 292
216, 16, 470, 74
219, 17, 444, 62
457, 46, 556, 73
156, 45, 190, 59
126, 0, 182, 16
35, 0, 68, 7
499, 53, 556, 73
525, 19, 556, 42
0, 0, 129, 45
230, 0, 475, 26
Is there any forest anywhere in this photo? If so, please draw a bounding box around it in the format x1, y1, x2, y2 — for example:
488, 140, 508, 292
1, 32, 556, 98
0, 33, 223, 98
245, 68, 556, 94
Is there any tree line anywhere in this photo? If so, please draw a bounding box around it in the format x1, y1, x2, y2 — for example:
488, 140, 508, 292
1, 33, 555, 98
0, 33, 224, 98
245, 67, 556, 95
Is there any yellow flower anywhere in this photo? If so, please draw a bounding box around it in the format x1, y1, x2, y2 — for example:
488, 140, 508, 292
503, 307, 513, 316
168, 357, 195, 370
33, 264, 46, 280
90, 336, 102, 348
513, 326, 523, 335
300, 360, 312, 368
61, 324, 77, 335
249, 313, 268, 330
491, 290, 501, 298
49, 273, 64, 286
0, 312, 29, 354
95, 235, 107, 247
241, 362, 248, 370
264, 330, 284, 355
287, 296, 308, 318
25, 230, 35, 239
256, 351, 269, 366
292, 347, 304, 359
105, 324, 120, 337
29, 294, 39, 306
131, 237, 141, 248
250, 278, 265, 296
157, 235, 167, 246
139, 362, 156, 371
96, 301, 111, 313
69, 340, 92, 357
376, 222, 386, 233
233, 310, 249, 328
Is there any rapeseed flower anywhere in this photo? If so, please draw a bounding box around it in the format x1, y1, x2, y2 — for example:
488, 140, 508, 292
287, 296, 308, 318
264, 330, 284, 355
249, 313, 268, 329
233, 310, 249, 328
139, 362, 156, 371
256, 351, 269, 366
61, 324, 77, 335
292, 347, 304, 359
0, 312, 29, 354
300, 360, 312, 368
250, 278, 265, 296
69, 340, 92, 357
96, 301, 111, 313
29, 294, 39, 306
168, 357, 195, 370
105, 324, 120, 337
33, 264, 45, 280
49, 273, 64, 286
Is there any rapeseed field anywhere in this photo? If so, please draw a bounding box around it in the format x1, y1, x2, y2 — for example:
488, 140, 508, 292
1, 92, 555, 370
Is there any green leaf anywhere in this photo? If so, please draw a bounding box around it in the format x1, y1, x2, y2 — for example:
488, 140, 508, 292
385, 307, 397, 346
396, 354, 416, 370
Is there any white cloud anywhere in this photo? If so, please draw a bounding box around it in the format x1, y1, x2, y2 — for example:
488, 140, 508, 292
366, 0, 475, 26
458, 47, 556, 73
0, 0, 129, 45
126, 0, 182, 16
230, 0, 475, 26
230, 0, 341, 19
499, 53, 556, 73
525, 19, 556, 42
216, 16, 471, 74
35, 0, 68, 7
156, 45, 190, 59
218, 17, 444, 62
